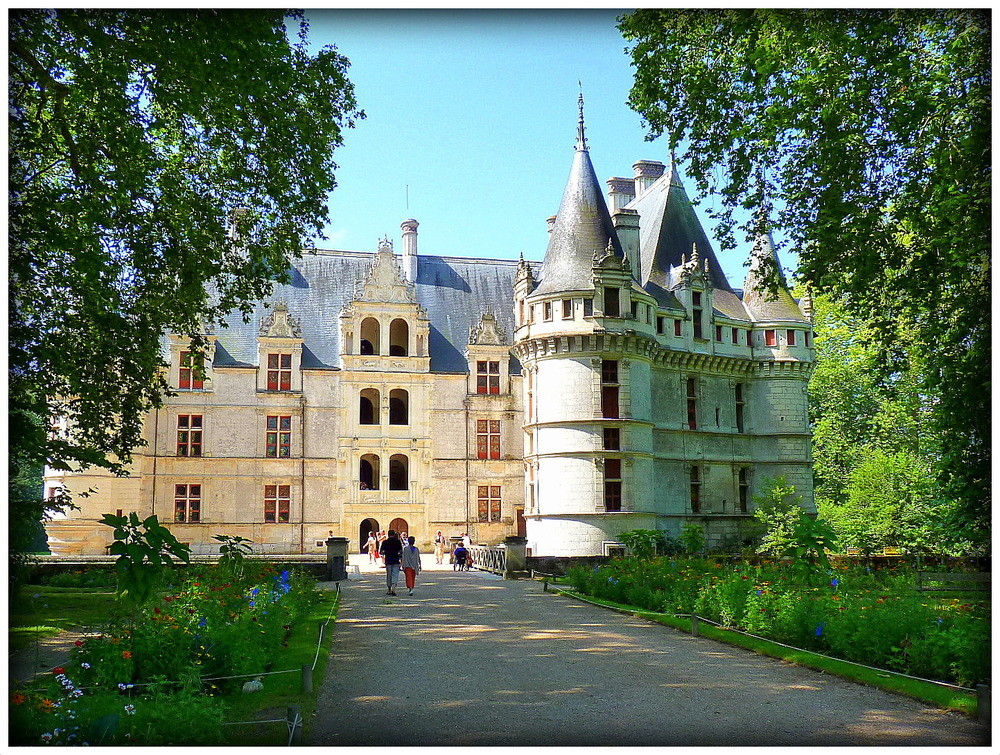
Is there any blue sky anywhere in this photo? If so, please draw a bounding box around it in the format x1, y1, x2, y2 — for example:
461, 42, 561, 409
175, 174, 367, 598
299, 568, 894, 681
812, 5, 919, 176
303, 9, 784, 289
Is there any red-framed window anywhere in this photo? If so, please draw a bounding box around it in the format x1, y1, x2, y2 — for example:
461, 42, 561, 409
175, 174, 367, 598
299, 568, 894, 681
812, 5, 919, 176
715, 325, 723, 342
690, 467, 701, 513
264, 484, 291, 523
604, 458, 622, 512
174, 484, 201, 523
179, 350, 204, 389
266, 353, 292, 391
477, 485, 502, 522
786, 329, 797, 346
674, 319, 682, 337
176, 415, 203, 457
476, 419, 501, 460
266, 415, 292, 458
764, 330, 776, 347
476, 361, 500, 395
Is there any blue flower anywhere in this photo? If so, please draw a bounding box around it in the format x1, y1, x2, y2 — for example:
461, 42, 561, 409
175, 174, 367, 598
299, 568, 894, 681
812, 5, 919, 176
830, 578, 839, 588
756, 589, 763, 596
248, 600, 255, 608
815, 623, 826, 637
198, 617, 207, 628
251, 588, 259, 597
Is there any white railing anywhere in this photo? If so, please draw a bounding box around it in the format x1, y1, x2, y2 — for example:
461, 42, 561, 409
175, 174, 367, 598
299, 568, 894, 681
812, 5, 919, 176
468, 544, 506, 575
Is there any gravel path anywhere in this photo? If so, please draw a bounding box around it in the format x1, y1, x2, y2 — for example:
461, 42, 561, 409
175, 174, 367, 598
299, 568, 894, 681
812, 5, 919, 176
309, 560, 988, 746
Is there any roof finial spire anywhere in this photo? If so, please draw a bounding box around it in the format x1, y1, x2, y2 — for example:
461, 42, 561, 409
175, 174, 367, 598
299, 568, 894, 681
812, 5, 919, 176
576, 82, 588, 152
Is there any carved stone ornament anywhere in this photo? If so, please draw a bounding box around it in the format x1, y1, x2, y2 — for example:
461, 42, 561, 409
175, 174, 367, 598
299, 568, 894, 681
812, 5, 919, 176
593, 238, 629, 271
468, 310, 507, 346
675, 243, 713, 291
260, 302, 302, 338
354, 242, 423, 307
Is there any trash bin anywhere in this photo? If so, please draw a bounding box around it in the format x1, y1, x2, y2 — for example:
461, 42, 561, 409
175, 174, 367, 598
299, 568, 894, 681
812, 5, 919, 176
325, 536, 350, 582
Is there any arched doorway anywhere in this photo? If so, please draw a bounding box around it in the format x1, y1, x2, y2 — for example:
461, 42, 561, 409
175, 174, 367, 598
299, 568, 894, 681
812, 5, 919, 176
389, 518, 408, 541
360, 518, 379, 553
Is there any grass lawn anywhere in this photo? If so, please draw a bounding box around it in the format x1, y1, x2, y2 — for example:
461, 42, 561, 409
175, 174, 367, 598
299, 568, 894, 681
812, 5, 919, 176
9, 586, 119, 651
550, 584, 980, 717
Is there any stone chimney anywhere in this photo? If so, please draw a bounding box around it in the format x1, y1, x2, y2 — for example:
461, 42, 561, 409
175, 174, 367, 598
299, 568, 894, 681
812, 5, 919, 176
632, 160, 665, 196
400, 218, 418, 283
612, 208, 640, 280
546, 215, 557, 234
607, 177, 636, 210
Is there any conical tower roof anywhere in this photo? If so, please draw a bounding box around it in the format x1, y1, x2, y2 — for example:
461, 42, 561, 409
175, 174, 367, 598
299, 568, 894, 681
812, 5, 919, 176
533, 94, 623, 296
742, 229, 808, 323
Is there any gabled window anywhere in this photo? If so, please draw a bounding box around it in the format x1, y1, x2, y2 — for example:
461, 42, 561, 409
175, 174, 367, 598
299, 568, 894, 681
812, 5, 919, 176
266, 353, 292, 391
266, 415, 292, 458
264, 484, 290, 523
604, 458, 622, 512
176, 415, 202, 457
179, 350, 204, 389
476, 420, 501, 460
477, 485, 502, 523
604, 287, 620, 318
174, 484, 201, 523
476, 361, 500, 395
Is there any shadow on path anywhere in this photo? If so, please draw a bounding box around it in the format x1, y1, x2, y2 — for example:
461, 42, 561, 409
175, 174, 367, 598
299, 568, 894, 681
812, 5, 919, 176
309, 568, 988, 746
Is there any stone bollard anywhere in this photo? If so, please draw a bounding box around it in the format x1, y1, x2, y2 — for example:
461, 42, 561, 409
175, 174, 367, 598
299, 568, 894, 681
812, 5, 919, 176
301, 664, 313, 694
691, 615, 700, 637
503, 536, 528, 579
325, 536, 350, 582
976, 684, 990, 727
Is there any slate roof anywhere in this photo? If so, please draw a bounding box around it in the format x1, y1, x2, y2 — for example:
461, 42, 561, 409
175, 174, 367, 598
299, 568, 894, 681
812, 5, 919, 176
741, 232, 808, 323
181, 250, 539, 374
533, 143, 624, 296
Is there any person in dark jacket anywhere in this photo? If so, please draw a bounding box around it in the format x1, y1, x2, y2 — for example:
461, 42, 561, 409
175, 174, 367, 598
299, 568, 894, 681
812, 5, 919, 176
452, 543, 469, 571
380, 530, 403, 595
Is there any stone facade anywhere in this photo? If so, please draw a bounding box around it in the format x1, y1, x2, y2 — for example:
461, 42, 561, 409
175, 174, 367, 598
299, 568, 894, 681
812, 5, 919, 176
44, 111, 813, 558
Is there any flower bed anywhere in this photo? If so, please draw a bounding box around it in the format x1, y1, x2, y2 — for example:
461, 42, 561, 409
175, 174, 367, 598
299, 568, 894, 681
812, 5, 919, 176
566, 558, 990, 687
10, 563, 320, 745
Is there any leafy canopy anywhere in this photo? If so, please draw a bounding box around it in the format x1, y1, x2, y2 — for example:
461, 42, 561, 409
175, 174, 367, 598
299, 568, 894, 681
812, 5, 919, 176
9, 9, 363, 494
619, 9, 989, 530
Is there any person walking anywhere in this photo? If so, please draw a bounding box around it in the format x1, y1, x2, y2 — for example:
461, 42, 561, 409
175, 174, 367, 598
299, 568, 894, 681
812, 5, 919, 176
380, 530, 403, 595
433, 530, 446, 565
365, 532, 378, 563
376, 530, 387, 567
401, 536, 422, 595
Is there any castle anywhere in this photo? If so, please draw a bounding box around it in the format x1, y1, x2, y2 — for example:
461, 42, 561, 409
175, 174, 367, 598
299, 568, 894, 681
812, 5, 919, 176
44, 101, 814, 557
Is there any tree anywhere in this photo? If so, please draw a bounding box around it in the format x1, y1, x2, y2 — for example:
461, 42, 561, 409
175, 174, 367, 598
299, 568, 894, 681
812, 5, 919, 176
619, 9, 989, 533
9, 11, 362, 535
751, 476, 804, 558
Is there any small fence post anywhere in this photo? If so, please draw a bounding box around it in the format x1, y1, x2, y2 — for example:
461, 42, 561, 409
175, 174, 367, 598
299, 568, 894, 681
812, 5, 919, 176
976, 684, 990, 726
286, 705, 302, 745
690, 614, 700, 637
301, 664, 313, 694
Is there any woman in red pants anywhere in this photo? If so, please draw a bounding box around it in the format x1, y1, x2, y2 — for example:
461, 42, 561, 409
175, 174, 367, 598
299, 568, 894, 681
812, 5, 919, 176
401, 536, 422, 595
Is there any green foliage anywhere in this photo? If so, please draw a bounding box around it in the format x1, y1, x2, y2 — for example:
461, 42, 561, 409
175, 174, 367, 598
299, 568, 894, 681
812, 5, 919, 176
618, 529, 666, 559
567, 558, 990, 686
8, 10, 363, 528
619, 9, 989, 535
100, 513, 191, 608
214, 534, 254, 581
679, 523, 706, 555
751, 476, 803, 557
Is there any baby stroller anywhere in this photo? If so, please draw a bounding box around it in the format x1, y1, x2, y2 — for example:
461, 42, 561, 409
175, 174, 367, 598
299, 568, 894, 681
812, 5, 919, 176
452, 545, 470, 571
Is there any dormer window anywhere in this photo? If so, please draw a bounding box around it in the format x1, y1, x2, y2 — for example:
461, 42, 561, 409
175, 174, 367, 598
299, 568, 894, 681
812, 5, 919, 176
389, 319, 409, 356
692, 292, 703, 339
266, 353, 292, 391
360, 317, 380, 355
179, 350, 204, 389
476, 361, 500, 395
604, 287, 620, 317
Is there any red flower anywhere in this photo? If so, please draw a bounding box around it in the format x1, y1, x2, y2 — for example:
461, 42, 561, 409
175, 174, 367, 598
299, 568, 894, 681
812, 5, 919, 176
164, 596, 173, 602
122, 650, 132, 659
52, 667, 65, 675
193, 583, 200, 587
12, 694, 27, 705
74, 640, 83, 647
154, 608, 161, 614
188, 608, 195, 614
